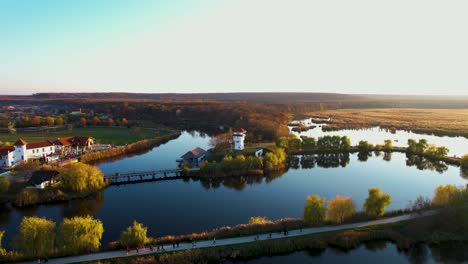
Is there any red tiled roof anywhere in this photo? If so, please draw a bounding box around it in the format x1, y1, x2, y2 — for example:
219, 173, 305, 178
54, 137, 73, 146
69, 136, 92, 146
0, 146, 14, 156
14, 138, 27, 146
26, 141, 54, 149
234, 128, 247, 133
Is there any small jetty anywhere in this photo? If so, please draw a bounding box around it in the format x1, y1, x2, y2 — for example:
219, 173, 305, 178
105, 169, 186, 185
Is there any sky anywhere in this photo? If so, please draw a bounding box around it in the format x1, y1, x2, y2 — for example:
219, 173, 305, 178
1, 0, 467, 95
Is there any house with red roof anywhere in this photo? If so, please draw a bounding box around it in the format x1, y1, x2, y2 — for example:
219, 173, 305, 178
233, 128, 247, 150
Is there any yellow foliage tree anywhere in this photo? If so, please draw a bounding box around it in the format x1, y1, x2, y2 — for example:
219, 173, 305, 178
326, 195, 356, 224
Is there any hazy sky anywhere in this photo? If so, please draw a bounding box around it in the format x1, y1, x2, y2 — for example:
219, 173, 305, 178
1, 0, 467, 95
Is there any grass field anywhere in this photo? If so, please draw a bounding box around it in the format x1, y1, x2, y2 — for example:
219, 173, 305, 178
313, 108, 468, 138
0, 127, 169, 145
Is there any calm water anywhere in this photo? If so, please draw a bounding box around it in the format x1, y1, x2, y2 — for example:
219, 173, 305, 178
224, 241, 468, 264
290, 118, 468, 157
0, 131, 467, 250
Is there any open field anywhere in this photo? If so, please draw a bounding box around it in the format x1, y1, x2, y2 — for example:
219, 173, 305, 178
312, 108, 468, 138
0, 127, 166, 145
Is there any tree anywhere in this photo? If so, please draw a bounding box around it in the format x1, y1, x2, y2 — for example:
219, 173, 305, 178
209, 129, 232, 151
56, 117, 64, 126
383, 140, 393, 151
462, 154, 468, 169
107, 118, 115, 126
302, 194, 326, 225
340, 136, 351, 151
79, 117, 87, 126
92, 116, 101, 126
0, 176, 9, 194
326, 195, 356, 224
121, 118, 129, 126
433, 185, 462, 207
358, 140, 373, 152
119, 221, 149, 248
13, 217, 56, 257
57, 216, 104, 254
46, 116, 55, 126
14, 188, 39, 206
363, 188, 391, 217
59, 163, 106, 193
0, 230, 6, 256
30, 116, 41, 126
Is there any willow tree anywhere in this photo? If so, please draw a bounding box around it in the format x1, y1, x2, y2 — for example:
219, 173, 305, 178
303, 194, 326, 225
363, 188, 391, 217
0, 176, 9, 194
120, 221, 149, 248
57, 216, 104, 255
433, 185, 462, 207
13, 217, 56, 257
0, 230, 6, 256
59, 163, 106, 193
326, 196, 356, 224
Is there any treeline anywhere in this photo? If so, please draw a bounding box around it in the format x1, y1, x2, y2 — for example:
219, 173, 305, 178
277, 135, 351, 152
80, 132, 180, 164
198, 147, 287, 176
1, 114, 132, 129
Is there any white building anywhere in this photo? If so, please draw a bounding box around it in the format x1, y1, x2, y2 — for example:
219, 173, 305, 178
233, 128, 247, 150
0, 138, 56, 168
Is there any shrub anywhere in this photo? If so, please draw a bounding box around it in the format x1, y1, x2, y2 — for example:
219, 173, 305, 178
248, 217, 273, 225
383, 140, 393, 151
303, 194, 326, 225
0, 230, 5, 256
326, 195, 356, 224
363, 188, 391, 217
358, 141, 373, 152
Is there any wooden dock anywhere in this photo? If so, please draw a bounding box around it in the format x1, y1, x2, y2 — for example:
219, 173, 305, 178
105, 169, 185, 185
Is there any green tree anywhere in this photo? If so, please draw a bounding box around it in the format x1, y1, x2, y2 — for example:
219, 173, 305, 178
340, 136, 351, 151
433, 185, 462, 207
358, 140, 373, 152
326, 195, 356, 224
462, 154, 468, 169
302, 194, 326, 225
363, 188, 391, 217
383, 140, 393, 151
57, 216, 104, 254
13, 217, 56, 257
407, 139, 417, 153
14, 189, 39, 206
59, 163, 106, 193
119, 221, 149, 248
0, 176, 9, 194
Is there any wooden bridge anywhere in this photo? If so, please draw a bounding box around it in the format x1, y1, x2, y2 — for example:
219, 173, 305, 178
105, 169, 187, 185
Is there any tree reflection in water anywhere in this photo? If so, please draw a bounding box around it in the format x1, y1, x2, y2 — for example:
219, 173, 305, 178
405, 154, 448, 173
60, 192, 105, 218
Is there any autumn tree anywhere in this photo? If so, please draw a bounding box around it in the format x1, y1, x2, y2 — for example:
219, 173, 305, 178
383, 140, 393, 151
302, 194, 326, 225
14, 188, 39, 206
13, 217, 56, 257
107, 117, 114, 126
326, 195, 356, 224
433, 185, 462, 207
121, 118, 129, 126
56, 117, 64, 125
340, 136, 351, 151
363, 188, 391, 217
30, 116, 41, 126
119, 221, 149, 248
92, 116, 101, 126
358, 140, 373, 152
46, 116, 55, 126
57, 216, 104, 254
79, 117, 87, 126
0, 176, 9, 194
209, 129, 232, 151
59, 163, 106, 193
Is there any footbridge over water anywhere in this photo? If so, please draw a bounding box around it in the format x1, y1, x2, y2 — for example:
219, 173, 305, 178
105, 168, 197, 185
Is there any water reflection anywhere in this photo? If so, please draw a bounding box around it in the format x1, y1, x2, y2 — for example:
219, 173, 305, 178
60, 192, 105, 218
406, 155, 448, 174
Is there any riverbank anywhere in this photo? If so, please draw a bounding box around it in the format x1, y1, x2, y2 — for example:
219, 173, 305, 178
80, 131, 181, 164
13, 207, 468, 264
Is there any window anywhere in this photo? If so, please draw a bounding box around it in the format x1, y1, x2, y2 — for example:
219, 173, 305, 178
42, 148, 45, 152
50, 147, 53, 151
